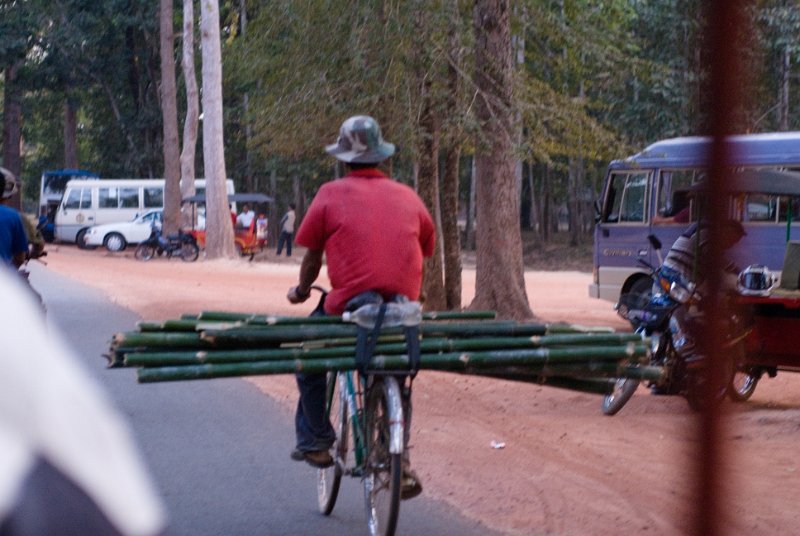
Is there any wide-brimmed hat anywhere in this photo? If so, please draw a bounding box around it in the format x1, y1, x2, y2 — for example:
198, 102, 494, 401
325, 115, 395, 164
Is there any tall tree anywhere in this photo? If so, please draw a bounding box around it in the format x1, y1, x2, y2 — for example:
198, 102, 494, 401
412, 3, 447, 311
469, 0, 533, 320
160, 0, 181, 234
441, 0, 466, 310
200, 0, 236, 258
180, 0, 199, 227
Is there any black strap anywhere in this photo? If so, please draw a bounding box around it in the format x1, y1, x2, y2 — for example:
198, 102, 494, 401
355, 303, 387, 376
404, 325, 421, 377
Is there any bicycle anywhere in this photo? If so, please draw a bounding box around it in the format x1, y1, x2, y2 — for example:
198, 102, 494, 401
311, 288, 419, 536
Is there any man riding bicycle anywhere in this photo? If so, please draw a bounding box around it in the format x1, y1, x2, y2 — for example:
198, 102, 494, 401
287, 115, 435, 500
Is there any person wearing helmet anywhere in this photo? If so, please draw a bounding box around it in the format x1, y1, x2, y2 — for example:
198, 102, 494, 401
0, 169, 29, 270
286, 115, 435, 499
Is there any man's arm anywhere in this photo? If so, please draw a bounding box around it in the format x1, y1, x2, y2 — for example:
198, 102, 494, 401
287, 248, 323, 303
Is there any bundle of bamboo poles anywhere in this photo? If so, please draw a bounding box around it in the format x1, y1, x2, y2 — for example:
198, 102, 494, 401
107, 309, 661, 395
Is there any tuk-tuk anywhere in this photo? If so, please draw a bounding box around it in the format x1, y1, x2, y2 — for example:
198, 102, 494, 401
182, 192, 273, 257
722, 169, 800, 401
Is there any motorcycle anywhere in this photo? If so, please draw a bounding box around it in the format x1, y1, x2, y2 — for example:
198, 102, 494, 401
602, 235, 743, 415
134, 223, 199, 262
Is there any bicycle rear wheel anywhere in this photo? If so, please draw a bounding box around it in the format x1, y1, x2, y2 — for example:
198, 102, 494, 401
363, 377, 402, 536
318, 372, 348, 515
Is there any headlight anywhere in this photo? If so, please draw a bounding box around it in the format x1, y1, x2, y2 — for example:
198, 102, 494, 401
668, 281, 693, 304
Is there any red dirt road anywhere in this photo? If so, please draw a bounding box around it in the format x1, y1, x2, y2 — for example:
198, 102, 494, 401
44, 245, 800, 535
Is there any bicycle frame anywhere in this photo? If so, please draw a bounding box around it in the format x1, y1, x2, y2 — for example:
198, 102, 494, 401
335, 370, 406, 472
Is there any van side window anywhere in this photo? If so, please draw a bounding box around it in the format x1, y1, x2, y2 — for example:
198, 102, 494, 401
746, 193, 777, 222
64, 188, 92, 209
778, 196, 800, 222
603, 172, 649, 223
143, 187, 163, 208
63, 189, 81, 209
119, 187, 139, 208
655, 169, 698, 224
99, 187, 117, 208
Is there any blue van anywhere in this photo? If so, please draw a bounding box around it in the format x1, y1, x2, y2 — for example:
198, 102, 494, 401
590, 132, 800, 303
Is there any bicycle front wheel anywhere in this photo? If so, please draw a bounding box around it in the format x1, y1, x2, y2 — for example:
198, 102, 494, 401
318, 372, 348, 515
363, 377, 402, 536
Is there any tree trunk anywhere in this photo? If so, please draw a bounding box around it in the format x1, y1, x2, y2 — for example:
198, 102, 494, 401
441, 144, 462, 310
269, 168, 278, 244
160, 0, 182, 235
2, 63, 23, 210
779, 44, 790, 131
63, 99, 79, 169
527, 162, 539, 232
240, 0, 253, 192
568, 156, 583, 247
418, 105, 447, 311
541, 163, 551, 243
200, 0, 236, 258
441, 0, 464, 310
469, 0, 532, 320
464, 156, 476, 250
413, 4, 446, 310
180, 0, 200, 229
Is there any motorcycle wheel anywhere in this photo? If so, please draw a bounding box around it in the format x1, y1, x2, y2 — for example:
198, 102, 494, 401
728, 370, 759, 402
180, 243, 199, 262
685, 357, 734, 412
601, 377, 639, 416
135, 244, 156, 261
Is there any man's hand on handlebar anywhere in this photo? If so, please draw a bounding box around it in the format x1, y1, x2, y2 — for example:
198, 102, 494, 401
287, 285, 312, 304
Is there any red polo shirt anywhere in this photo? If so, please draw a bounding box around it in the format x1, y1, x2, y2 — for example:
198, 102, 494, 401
295, 168, 435, 315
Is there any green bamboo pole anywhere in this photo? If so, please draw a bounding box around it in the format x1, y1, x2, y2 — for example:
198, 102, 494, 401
197, 310, 498, 323
112, 331, 210, 348
472, 373, 616, 394
201, 321, 548, 347
545, 323, 615, 334
136, 322, 165, 332
124, 333, 644, 367
136, 344, 655, 383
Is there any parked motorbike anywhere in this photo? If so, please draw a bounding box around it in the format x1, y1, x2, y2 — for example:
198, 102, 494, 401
602, 235, 743, 415
134, 223, 199, 262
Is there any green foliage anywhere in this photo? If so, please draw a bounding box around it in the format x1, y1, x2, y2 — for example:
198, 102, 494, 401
3, 0, 800, 233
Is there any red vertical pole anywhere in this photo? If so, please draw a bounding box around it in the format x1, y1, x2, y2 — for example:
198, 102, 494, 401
694, 2, 750, 535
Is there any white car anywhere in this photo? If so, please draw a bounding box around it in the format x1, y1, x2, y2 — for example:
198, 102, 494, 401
83, 210, 162, 252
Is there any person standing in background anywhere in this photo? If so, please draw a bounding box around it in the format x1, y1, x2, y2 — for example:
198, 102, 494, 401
276, 203, 296, 257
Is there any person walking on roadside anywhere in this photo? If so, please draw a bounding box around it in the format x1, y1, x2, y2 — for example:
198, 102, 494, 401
0, 169, 29, 271
286, 115, 435, 500
276, 203, 296, 257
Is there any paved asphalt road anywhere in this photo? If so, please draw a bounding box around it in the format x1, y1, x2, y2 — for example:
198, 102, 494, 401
31, 263, 502, 536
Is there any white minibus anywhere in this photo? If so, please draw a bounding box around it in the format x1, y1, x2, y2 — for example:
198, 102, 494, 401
55, 178, 235, 245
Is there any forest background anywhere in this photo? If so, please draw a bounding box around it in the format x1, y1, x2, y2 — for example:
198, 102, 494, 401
1, 0, 799, 305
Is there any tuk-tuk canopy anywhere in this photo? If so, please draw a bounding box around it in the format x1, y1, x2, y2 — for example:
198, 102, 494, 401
181, 193, 274, 204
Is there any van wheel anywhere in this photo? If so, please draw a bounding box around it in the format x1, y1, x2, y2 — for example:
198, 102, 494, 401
76, 229, 96, 250
104, 232, 127, 252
